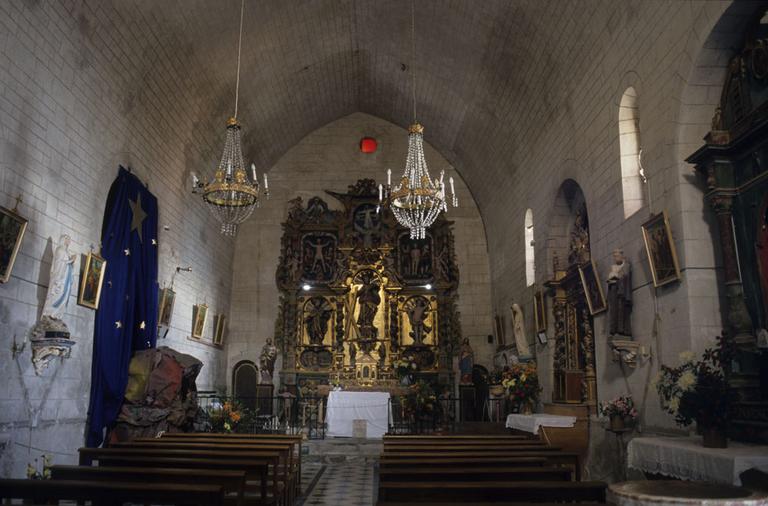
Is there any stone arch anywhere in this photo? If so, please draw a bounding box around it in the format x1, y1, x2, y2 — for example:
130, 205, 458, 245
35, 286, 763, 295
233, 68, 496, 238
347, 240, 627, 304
524, 208, 535, 286
547, 179, 589, 274
619, 86, 645, 218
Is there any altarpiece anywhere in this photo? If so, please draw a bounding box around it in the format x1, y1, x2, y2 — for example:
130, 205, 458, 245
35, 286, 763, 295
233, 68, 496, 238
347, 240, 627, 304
273, 179, 461, 398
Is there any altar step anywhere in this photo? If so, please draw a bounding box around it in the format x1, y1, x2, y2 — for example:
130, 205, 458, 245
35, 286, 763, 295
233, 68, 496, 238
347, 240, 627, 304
453, 422, 509, 434
304, 437, 383, 464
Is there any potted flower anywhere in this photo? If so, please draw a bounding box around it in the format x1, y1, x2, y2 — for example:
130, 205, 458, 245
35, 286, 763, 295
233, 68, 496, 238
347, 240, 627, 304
208, 400, 246, 433
393, 358, 418, 385
488, 369, 505, 396
400, 380, 438, 422
502, 362, 541, 414
653, 335, 734, 448
599, 396, 638, 431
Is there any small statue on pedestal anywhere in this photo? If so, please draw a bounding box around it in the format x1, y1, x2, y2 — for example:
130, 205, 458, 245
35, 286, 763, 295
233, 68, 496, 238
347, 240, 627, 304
259, 338, 278, 384
511, 303, 532, 359
606, 249, 632, 338
37, 234, 76, 338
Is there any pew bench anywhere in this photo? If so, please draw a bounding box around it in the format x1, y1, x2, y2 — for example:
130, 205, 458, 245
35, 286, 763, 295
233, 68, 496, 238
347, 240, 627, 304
379, 465, 573, 482
0, 478, 224, 505
378, 480, 607, 503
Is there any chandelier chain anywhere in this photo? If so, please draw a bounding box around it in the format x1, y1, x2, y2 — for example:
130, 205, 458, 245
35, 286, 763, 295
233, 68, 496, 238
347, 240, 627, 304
411, 0, 416, 123
234, 0, 245, 119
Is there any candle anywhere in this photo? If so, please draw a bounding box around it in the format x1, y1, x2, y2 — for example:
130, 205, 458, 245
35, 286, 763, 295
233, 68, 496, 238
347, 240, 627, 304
387, 169, 391, 186
264, 173, 269, 190
449, 176, 455, 195
251, 163, 257, 182
378, 183, 383, 202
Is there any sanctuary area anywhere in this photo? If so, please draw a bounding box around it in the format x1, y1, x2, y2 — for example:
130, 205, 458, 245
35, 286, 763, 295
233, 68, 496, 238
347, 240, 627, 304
1, 1, 768, 505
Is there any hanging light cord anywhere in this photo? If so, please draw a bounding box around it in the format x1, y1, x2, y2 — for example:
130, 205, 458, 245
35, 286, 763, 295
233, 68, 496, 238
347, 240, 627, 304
233, 0, 245, 119
411, 0, 417, 123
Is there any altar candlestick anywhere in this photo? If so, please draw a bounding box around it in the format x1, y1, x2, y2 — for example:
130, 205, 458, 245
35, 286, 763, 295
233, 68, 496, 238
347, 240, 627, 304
387, 169, 391, 186
251, 163, 257, 182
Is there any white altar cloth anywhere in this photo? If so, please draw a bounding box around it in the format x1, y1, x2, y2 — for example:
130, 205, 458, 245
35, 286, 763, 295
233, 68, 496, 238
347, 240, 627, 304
505, 413, 577, 434
627, 436, 768, 486
326, 391, 391, 439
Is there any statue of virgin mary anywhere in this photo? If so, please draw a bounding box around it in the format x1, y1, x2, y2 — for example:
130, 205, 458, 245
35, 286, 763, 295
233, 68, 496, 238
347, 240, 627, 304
41, 234, 76, 322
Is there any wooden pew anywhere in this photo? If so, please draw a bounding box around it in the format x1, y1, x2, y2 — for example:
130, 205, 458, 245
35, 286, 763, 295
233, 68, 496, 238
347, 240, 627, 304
113, 439, 296, 504
379, 465, 572, 482
382, 444, 550, 453
79, 447, 281, 504
377, 503, 607, 506
378, 456, 549, 469
159, 433, 303, 493
378, 480, 607, 503
0, 478, 224, 505
383, 439, 539, 446
50, 465, 246, 506
383, 435, 528, 441
381, 451, 581, 480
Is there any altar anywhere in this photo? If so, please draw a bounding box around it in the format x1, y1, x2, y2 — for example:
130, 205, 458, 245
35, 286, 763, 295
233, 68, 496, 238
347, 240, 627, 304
628, 436, 768, 486
326, 390, 392, 439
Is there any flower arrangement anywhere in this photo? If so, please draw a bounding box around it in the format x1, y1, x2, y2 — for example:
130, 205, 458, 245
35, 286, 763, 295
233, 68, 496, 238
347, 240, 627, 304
502, 362, 541, 412
653, 335, 734, 446
393, 358, 419, 383
208, 400, 246, 433
400, 380, 438, 420
599, 396, 638, 420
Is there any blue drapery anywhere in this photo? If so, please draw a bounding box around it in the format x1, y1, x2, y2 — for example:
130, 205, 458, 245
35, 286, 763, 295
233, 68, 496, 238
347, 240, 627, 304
86, 167, 158, 447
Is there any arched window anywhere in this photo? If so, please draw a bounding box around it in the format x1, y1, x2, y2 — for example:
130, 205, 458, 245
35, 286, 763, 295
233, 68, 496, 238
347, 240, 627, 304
525, 208, 535, 286
619, 87, 645, 218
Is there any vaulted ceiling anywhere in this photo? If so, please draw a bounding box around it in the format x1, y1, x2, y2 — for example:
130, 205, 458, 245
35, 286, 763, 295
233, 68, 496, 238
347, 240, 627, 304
89, 0, 750, 218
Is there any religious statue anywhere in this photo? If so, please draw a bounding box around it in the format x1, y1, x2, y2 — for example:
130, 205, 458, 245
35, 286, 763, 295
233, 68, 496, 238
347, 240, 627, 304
355, 271, 380, 339
568, 207, 590, 266
41, 234, 75, 323
511, 303, 532, 358
307, 237, 332, 274
305, 297, 332, 346
606, 249, 632, 338
458, 338, 474, 384
377, 341, 387, 369
259, 338, 278, 384
405, 296, 431, 345
349, 341, 357, 367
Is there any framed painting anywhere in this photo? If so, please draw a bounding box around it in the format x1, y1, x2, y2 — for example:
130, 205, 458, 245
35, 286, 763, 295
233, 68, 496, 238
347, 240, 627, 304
0, 205, 28, 284
579, 259, 607, 315
533, 289, 547, 333
213, 313, 227, 346
191, 303, 208, 338
77, 252, 107, 309
158, 287, 176, 327
642, 210, 682, 287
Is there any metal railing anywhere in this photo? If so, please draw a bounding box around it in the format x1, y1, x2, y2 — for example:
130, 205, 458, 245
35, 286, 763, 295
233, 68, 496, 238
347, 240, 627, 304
196, 392, 515, 437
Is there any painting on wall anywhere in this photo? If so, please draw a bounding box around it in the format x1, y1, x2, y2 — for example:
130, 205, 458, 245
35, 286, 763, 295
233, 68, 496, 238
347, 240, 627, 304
579, 260, 607, 315
191, 303, 208, 338
0, 205, 28, 284
213, 314, 227, 346
642, 210, 682, 287
533, 289, 547, 333
158, 287, 176, 327
77, 252, 107, 309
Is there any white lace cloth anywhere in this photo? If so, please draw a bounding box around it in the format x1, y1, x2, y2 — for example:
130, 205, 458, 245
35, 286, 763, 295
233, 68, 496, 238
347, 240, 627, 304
627, 436, 768, 486
325, 391, 391, 439
504, 413, 577, 434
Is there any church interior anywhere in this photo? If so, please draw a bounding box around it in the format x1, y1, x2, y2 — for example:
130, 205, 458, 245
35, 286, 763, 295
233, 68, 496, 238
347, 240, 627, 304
1, 0, 768, 504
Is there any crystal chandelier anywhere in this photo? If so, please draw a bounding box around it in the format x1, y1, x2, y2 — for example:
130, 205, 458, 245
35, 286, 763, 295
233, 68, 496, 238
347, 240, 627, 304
191, 0, 268, 237
379, 0, 457, 240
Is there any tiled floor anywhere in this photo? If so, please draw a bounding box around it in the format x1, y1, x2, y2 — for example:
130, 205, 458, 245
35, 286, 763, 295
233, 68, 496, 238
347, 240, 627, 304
300, 461, 376, 506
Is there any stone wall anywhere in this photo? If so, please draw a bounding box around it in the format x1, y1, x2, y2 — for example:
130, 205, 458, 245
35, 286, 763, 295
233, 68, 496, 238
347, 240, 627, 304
0, 1, 231, 478
227, 113, 495, 389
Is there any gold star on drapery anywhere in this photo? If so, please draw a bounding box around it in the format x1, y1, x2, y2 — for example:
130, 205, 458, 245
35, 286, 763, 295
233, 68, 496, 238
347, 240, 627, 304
115, 321, 122, 329
151, 239, 157, 245
139, 321, 146, 330
128, 193, 147, 243
124, 249, 130, 256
